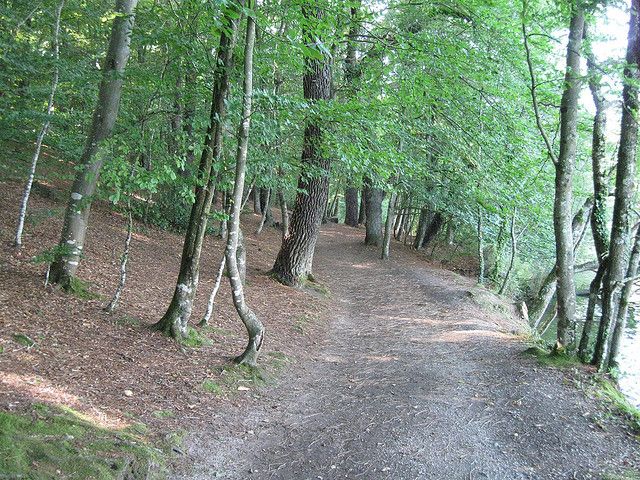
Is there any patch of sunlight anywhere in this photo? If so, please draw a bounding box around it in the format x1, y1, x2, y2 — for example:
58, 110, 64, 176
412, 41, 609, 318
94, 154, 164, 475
1, 372, 128, 430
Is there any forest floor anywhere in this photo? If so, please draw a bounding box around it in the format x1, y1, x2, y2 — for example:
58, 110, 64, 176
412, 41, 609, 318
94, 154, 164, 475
0, 160, 639, 479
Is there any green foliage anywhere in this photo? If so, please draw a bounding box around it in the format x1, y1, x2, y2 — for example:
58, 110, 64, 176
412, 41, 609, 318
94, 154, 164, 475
0, 405, 165, 479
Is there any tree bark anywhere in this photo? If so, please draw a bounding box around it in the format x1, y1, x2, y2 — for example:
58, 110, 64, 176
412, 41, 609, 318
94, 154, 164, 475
358, 190, 366, 225
381, 191, 398, 259
413, 206, 430, 249
499, 207, 517, 295
594, 0, 640, 369
477, 206, 485, 285
199, 253, 226, 327
153, 2, 242, 338
49, 0, 138, 287
15, 0, 64, 248
578, 256, 608, 361
421, 212, 443, 248
271, 2, 332, 287
364, 182, 384, 246
278, 189, 289, 239
256, 188, 271, 235
586, 25, 609, 261
553, 5, 585, 352
344, 186, 359, 226
104, 208, 133, 314
225, 7, 263, 365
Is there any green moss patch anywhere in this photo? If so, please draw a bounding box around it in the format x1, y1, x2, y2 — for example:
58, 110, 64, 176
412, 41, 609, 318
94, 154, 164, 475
0, 404, 165, 479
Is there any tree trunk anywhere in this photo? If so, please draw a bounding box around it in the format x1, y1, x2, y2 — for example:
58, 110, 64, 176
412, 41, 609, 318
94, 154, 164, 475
421, 211, 443, 248
253, 188, 262, 214
553, 5, 585, 352
499, 207, 517, 295
49, 0, 138, 287
271, 2, 332, 287
586, 25, 609, 261
608, 226, 640, 369
529, 196, 593, 327
15, 0, 64, 248
578, 256, 608, 361
278, 189, 289, 239
381, 191, 398, 259
358, 191, 366, 225
104, 208, 133, 313
344, 186, 359, 226
364, 183, 384, 246
256, 188, 271, 235
594, 0, 640, 369
153, 2, 242, 338
225, 8, 263, 365
477, 206, 485, 285
199, 253, 226, 327
413, 206, 429, 249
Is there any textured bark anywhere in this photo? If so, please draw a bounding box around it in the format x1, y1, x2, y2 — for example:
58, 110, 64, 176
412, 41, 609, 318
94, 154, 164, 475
381, 191, 398, 259
578, 257, 608, 362
271, 2, 332, 287
586, 26, 610, 261
153, 2, 242, 338
553, 6, 584, 352
344, 186, 359, 226
364, 183, 384, 246
594, 0, 640, 369
226, 8, 263, 365
358, 191, 366, 225
15, 0, 64, 248
49, 0, 138, 287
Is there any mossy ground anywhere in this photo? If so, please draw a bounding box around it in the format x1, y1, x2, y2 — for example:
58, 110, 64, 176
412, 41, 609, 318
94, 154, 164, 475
0, 404, 166, 479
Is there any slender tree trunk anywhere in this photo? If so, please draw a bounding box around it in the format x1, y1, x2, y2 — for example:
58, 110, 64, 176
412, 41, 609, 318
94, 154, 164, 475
593, 0, 640, 369
15, 0, 64, 248
586, 25, 609, 261
153, 2, 242, 338
49, 0, 138, 287
344, 186, 359, 226
271, 2, 332, 287
499, 207, 517, 295
553, 5, 585, 352
104, 208, 133, 313
364, 182, 384, 246
404, 209, 416, 245
278, 189, 289, 239
253, 188, 262, 214
381, 191, 398, 259
199, 254, 226, 327
256, 188, 271, 235
477, 206, 485, 285
225, 7, 263, 365
578, 257, 609, 361
608, 227, 640, 369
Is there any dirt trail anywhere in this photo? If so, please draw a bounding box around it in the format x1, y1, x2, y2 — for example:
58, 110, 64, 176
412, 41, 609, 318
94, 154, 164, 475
174, 225, 639, 480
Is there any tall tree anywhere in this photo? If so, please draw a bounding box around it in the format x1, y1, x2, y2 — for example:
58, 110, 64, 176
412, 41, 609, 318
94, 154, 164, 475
49, 0, 138, 287
271, 1, 332, 287
154, 1, 243, 338
364, 181, 384, 246
593, 0, 640, 370
225, 3, 264, 365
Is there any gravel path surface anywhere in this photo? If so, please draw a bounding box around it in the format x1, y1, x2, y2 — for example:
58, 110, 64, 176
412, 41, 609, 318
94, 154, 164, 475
173, 225, 639, 480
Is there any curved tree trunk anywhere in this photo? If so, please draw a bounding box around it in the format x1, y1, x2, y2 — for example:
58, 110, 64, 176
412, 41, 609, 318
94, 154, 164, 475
593, 0, 640, 369
49, 0, 138, 287
153, 2, 242, 338
15, 0, 64, 248
225, 5, 263, 365
271, 2, 332, 287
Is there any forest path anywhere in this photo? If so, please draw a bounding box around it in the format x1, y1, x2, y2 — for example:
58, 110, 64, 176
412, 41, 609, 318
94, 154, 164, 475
174, 224, 638, 480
